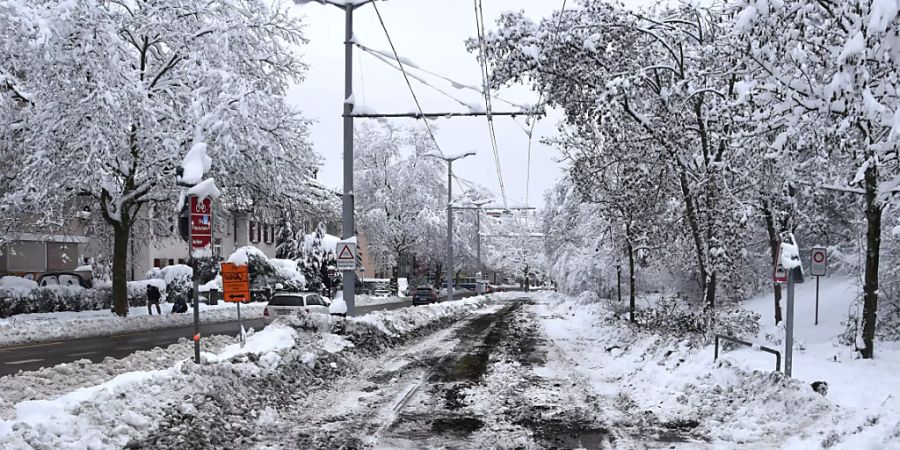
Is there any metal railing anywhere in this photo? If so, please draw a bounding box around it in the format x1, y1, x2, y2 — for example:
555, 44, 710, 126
714, 334, 782, 372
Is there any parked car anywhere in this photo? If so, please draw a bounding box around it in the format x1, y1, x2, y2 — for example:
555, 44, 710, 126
263, 292, 330, 318
412, 286, 439, 306
36, 272, 92, 289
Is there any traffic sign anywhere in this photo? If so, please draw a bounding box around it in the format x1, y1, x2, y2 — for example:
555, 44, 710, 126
773, 242, 787, 283
810, 247, 827, 276
336, 240, 356, 271
221, 262, 250, 303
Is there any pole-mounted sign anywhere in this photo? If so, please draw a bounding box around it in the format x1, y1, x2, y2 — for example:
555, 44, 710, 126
810, 247, 827, 277
221, 262, 250, 347
810, 247, 827, 326
221, 263, 250, 303
189, 196, 213, 254
336, 240, 357, 271
773, 241, 788, 284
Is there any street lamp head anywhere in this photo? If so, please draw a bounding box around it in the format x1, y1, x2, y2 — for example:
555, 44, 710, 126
293, 0, 378, 7
451, 151, 477, 161
422, 150, 476, 162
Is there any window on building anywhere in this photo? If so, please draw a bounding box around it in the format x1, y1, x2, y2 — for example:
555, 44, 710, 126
8, 241, 46, 272
153, 258, 165, 268
47, 242, 78, 271
168, 258, 175, 266
249, 221, 258, 243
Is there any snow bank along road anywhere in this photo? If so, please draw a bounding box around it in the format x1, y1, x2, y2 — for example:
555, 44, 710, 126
0, 299, 412, 376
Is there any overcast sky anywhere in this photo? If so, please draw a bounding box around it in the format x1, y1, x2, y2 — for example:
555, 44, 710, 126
287, 0, 569, 208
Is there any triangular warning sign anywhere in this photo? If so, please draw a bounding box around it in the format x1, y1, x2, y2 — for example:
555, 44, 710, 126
338, 244, 354, 260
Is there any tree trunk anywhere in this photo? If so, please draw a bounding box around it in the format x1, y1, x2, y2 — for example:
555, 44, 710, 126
705, 271, 717, 311
627, 237, 636, 323
861, 164, 882, 359
112, 223, 131, 317
761, 200, 784, 324
678, 168, 707, 294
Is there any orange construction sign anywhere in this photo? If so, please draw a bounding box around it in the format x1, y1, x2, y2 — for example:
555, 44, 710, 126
221, 262, 250, 303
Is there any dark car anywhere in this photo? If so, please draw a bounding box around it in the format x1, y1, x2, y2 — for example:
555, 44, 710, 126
37, 272, 92, 289
412, 286, 439, 306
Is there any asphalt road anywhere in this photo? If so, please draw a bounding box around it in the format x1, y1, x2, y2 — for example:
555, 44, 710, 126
0, 299, 412, 377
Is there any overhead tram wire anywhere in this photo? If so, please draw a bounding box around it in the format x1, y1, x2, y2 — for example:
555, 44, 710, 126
523, 0, 568, 207
354, 42, 531, 111
357, 48, 474, 110
369, 1, 468, 193
473, 0, 508, 209
355, 43, 529, 114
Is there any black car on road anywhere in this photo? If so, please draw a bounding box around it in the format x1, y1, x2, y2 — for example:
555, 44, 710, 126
412, 286, 439, 306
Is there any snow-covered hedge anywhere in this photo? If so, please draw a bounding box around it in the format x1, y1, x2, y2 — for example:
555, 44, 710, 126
0, 279, 164, 318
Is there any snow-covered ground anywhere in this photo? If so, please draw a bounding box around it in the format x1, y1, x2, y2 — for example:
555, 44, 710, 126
729, 276, 900, 448
3, 288, 896, 448
532, 283, 900, 448
0, 302, 265, 347
0, 296, 491, 448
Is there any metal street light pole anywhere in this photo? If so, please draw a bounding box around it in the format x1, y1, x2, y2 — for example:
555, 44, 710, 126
476, 210, 481, 277
425, 151, 475, 302
298, 0, 377, 315
341, 2, 356, 315
447, 159, 453, 301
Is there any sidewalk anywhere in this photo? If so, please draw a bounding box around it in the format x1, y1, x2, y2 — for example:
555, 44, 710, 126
0, 302, 265, 348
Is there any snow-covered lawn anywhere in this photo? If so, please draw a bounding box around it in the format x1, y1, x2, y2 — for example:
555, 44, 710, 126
0, 302, 265, 347
728, 276, 900, 448
0, 296, 491, 448
532, 286, 900, 448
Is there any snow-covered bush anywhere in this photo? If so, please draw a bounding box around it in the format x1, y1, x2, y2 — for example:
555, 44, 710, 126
147, 265, 193, 303
269, 258, 306, 291
631, 296, 760, 341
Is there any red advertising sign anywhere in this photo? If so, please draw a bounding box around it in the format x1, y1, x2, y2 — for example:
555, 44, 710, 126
191, 234, 212, 249
190, 215, 212, 235
189, 196, 213, 253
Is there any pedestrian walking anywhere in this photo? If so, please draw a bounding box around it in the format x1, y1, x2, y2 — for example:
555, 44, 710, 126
147, 284, 162, 315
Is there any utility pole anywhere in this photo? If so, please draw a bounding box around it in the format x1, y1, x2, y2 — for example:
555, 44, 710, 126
476, 211, 481, 276
342, 2, 356, 315
447, 159, 453, 301
300, 0, 378, 315
425, 151, 475, 302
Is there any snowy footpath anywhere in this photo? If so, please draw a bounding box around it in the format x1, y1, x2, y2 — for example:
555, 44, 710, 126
0, 302, 265, 347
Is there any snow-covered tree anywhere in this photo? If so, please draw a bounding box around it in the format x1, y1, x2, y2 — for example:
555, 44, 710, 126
0, 0, 318, 316
354, 122, 447, 276
297, 222, 334, 293
733, 0, 900, 358
477, 2, 755, 310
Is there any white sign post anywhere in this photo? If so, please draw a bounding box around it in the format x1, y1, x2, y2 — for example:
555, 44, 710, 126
336, 240, 357, 272
810, 247, 827, 326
